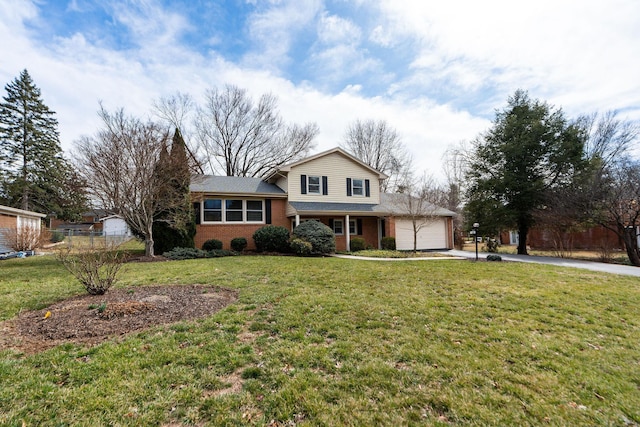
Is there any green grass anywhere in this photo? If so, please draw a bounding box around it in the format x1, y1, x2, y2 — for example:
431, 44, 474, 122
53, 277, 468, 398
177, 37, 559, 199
1, 255, 639, 425
342, 249, 450, 258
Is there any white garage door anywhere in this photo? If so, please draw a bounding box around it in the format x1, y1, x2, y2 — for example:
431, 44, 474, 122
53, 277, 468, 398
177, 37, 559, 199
395, 218, 448, 250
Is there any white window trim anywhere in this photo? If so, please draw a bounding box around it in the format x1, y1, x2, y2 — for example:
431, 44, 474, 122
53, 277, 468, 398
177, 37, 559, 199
202, 198, 265, 224
333, 219, 344, 235
351, 178, 364, 197
349, 219, 358, 235
307, 175, 321, 194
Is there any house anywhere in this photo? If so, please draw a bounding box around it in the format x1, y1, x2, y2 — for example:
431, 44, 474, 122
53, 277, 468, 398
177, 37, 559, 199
500, 226, 626, 251
0, 204, 47, 254
190, 147, 455, 252
50, 209, 110, 233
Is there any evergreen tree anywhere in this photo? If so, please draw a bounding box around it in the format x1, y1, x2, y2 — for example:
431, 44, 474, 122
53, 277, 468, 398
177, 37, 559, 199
152, 128, 195, 253
464, 90, 586, 254
0, 69, 86, 219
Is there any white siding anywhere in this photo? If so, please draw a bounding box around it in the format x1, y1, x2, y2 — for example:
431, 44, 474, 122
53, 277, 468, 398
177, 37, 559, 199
103, 217, 131, 236
395, 218, 448, 250
287, 152, 381, 204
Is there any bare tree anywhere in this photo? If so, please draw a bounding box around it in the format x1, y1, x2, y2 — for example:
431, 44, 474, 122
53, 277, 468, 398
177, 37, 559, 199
152, 92, 204, 174
74, 106, 178, 257
596, 159, 640, 266
388, 173, 447, 252
578, 110, 640, 170
341, 119, 412, 192
194, 85, 318, 178
442, 143, 469, 248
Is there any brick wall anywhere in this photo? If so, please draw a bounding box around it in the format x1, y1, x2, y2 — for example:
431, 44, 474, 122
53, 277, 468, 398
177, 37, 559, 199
0, 214, 16, 228
194, 199, 289, 250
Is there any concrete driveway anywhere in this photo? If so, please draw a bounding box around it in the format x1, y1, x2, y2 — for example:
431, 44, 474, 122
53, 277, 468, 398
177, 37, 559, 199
441, 249, 640, 278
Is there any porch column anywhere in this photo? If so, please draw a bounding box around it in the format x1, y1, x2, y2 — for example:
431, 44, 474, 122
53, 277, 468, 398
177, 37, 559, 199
295, 215, 300, 227
345, 214, 350, 252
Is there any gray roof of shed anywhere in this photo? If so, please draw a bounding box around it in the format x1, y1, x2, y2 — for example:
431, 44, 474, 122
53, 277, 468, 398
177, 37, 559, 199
190, 175, 286, 195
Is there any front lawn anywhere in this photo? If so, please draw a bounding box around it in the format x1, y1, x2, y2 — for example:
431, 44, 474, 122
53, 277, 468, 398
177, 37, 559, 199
1, 255, 639, 425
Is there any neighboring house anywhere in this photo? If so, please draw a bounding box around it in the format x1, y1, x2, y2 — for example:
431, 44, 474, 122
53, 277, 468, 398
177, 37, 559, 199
0, 204, 47, 254
100, 215, 132, 237
500, 226, 625, 251
190, 147, 455, 251
51, 209, 110, 232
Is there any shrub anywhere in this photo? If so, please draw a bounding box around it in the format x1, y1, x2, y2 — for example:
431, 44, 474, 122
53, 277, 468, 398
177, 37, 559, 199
350, 237, 366, 252
253, 225, 290, 253
50, 230, 65, 243
230, 237, 248, 252
202, 239, 223, 251
56, 243, 126, 295
163, 247, 237, 260
292, 221, 335, 255
486, 254, 502, 262
164, 247, 209, 260
290, 237, 313, 256
381, 236, 396, 250
484, 238, 499, 253
208, 249, 236, 258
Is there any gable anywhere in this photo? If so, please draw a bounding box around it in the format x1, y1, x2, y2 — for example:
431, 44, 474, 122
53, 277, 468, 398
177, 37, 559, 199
287, 151, 382, 204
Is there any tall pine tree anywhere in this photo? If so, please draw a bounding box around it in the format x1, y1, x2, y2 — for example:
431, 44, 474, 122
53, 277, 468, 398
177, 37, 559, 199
0, 69, 86, 219
151, 128, 195, 253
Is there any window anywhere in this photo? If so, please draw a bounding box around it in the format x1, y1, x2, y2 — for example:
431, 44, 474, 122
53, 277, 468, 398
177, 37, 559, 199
202, 199, 264, 223
352, 179, 364, 196
203, 199, 222, 222
333, 219, 344, 235
349, 220, 358, 235
246, 200, 263, 222
225, 200, 243, 222
308, 176, 321, 194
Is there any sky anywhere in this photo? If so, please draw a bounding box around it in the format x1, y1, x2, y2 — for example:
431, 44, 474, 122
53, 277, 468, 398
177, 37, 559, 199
1, 0, 639, 180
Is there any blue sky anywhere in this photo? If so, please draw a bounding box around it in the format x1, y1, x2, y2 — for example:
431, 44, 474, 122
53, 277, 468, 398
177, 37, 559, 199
1, 0, 639, 178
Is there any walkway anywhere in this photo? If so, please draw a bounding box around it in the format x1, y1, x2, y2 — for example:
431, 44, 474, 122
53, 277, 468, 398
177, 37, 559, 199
441, 249, 640, 278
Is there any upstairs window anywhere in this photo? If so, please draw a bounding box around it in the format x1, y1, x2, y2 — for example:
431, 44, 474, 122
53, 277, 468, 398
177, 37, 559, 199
347, 178, 370, 197
308, 176, 321, 194
352, 179, 364, 196
301, 175, 328, 195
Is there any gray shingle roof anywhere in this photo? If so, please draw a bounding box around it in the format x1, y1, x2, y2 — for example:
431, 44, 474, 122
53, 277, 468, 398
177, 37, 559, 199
376, 193, 456, 216
190, 175, 286, 195
289, 202, 379, 213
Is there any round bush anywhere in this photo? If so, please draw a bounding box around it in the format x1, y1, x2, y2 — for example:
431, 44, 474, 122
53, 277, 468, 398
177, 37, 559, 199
253, 225, 290, 253
486, 254, 502, 262
292, 221, 335, 255
290, 237, 313, 256
350, 237, 366, 252
230, 237, 248, 252
381, 236, 396, 250
202, 239, 223, 251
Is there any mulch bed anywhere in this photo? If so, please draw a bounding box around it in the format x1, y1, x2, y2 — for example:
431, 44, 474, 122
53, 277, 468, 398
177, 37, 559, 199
0, 285, 238, 354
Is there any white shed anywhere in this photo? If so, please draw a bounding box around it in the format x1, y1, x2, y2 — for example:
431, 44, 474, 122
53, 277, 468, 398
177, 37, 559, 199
100, 215, 131, 237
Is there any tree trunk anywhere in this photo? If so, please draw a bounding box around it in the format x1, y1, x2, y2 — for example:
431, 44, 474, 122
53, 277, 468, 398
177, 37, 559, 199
517, 224, 529, 255
622, 227, 640, 267
144, 224, 155, 257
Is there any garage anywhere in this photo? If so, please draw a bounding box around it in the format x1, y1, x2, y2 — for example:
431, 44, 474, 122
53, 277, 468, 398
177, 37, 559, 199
394, 217, 450, 251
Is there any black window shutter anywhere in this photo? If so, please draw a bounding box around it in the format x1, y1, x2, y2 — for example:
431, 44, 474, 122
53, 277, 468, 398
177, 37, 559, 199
365, 179, 371, 197
322, 176, 328, 195
265, 199, 272, 224
193, 202, 201, 225
357, 219, 363, 235
328, 219, 334, 230
301, 175, 307, 194
346, 178, 352, 196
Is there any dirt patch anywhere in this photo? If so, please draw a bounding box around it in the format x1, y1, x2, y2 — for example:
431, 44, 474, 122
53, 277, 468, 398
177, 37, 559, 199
0, 285, 238, 354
